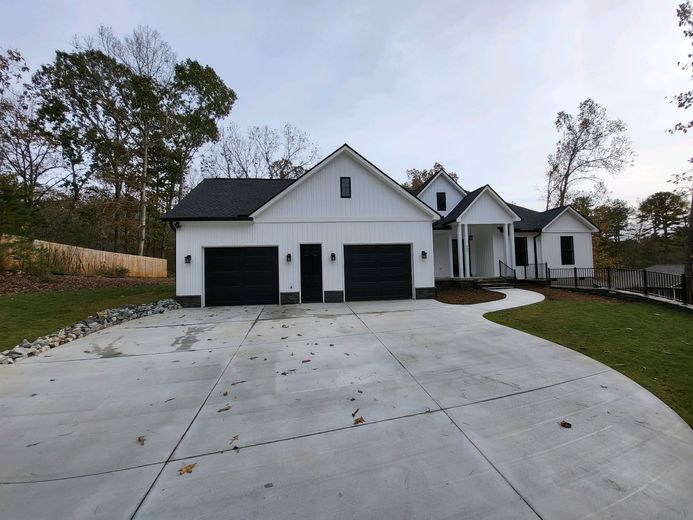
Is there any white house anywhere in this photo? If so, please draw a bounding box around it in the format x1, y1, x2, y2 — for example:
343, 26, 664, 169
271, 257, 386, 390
164, 144, 598, 307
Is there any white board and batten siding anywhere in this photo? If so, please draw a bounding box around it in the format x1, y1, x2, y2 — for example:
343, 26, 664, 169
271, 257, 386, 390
540, 210, 595, 269
416, 174, 464, 218
175, 151, 437, 302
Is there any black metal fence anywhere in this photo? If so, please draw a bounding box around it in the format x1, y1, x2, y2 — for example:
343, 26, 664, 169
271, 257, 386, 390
498, 260, 517, 287
517, 263, 548, 280
547, 266, 691, 305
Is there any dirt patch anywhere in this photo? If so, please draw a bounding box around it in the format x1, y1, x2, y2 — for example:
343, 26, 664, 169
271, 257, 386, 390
520, 285, 619, 303
436, 287, 506, 305
0, 271, 174, 296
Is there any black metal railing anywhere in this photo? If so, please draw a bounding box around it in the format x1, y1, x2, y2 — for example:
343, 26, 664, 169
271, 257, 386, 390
498, 260, 517, 288
547, 266, 691, 305
517, 262, 548, 280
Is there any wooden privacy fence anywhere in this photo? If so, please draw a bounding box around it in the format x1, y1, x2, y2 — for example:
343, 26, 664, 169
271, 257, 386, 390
1, 236, 167, 278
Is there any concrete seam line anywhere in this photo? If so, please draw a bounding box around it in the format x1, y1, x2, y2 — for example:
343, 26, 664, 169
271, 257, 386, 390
351, 310, 545, 520
129, 305, 265, 520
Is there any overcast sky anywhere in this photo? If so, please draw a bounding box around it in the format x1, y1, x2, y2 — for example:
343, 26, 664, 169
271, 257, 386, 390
2, 0, 691, 209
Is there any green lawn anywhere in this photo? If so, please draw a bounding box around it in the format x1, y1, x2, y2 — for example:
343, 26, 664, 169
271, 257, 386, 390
486, 298, 693, 427
0, 285, 174, 352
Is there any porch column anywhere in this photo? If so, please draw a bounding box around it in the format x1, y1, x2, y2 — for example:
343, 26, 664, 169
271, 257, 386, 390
463, 223, 471, 278
448, 235, 454, 278
456, 222, 464, 277
509, 223, 516, 268
503, 223, 511, 265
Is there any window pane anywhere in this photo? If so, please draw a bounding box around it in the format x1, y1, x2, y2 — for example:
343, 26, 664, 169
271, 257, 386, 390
560, 236, 574, 265
436, 192, 446, 211
340, 177, 351, 198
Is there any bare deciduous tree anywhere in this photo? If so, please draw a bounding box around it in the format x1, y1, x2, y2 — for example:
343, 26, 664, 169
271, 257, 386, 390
75, 25, 176, 255
203, 122, 319, 179
0, 95, 64, 206
671, 1, 693, 290
545, 98, 634, 209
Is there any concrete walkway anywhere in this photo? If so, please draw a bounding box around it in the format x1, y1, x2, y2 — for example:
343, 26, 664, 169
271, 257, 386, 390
0, 289, 691, 519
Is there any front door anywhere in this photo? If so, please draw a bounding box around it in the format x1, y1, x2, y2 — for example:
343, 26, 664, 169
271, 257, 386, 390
451, 239, 468, 277
300, 244, 323, 303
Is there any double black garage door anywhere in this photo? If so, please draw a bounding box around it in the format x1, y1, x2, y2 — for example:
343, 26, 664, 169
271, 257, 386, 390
204, 244, 412, 306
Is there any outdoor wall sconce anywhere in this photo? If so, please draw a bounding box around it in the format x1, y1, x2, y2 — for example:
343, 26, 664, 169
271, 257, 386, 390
174, 221, 181, 229
184, 255, 191, 264
330, 253, 336, 262
421, 250, 427, 259
286, 253, 292, 262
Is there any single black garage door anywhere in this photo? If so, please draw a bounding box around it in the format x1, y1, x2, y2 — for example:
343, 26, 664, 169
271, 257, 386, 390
344, 244, 412, 301
204, 247, 279, 306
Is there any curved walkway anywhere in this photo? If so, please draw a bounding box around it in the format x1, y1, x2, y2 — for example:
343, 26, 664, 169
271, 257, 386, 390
0, 290, 691, 519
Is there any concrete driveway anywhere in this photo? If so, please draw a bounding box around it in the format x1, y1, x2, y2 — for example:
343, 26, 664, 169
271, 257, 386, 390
1, 289, 691, 519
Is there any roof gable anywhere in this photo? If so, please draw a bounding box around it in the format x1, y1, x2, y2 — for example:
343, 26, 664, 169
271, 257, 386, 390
510, 204, 599, 232
442, 185, 520, 225
543, 207, 599, 233
251, 144, 440, 221
414, 169, 466, 198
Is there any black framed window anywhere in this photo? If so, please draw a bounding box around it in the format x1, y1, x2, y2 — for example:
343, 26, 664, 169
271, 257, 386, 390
560, 236, 575, 265
436, 192, 446, 211
514, 237, 528, 266
340, 177, 351, 198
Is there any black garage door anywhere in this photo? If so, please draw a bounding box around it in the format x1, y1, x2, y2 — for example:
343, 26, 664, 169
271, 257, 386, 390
204, 247, 279, 306
344, 244, 412, 301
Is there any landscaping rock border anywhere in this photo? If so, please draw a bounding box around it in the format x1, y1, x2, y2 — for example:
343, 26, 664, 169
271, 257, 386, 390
0, 299, 181, 365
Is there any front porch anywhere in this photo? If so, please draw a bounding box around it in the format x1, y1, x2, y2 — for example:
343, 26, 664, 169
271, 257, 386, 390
433, 223, 516, 280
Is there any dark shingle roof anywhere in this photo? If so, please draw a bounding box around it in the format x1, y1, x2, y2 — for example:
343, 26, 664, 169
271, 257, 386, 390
162, 178, 294, 221
508, 204, 567, 231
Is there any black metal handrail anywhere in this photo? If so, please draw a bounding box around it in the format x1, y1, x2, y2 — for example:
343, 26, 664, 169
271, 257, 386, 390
547, 266, 691, 304
498, 260, 517, 288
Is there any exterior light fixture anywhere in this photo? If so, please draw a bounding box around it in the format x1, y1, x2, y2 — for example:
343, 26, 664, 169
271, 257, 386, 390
174, 221, 181, 229
184, 255, 191, 264
421, 250, 427, 259
330, 253, 336, 262
286, 253, 292, 262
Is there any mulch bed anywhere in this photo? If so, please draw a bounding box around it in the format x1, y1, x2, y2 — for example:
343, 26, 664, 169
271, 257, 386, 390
436, 286, 506, 305
520, 285, 620, 303
0, 271, 174, 296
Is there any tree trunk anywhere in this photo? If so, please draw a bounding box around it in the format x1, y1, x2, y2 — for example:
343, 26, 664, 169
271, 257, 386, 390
137, 137, 149, 256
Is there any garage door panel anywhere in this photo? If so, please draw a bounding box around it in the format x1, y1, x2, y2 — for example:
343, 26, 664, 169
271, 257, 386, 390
205, 247, 279, 306
345, 245, 412, 301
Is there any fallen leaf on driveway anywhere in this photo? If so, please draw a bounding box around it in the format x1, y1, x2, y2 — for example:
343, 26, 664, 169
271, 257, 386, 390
230, 434, 240, 444
559, 420, 572, 428
137, 435, 146, 446
353, 416, 365, 425
351, 408, 360, 417
249, 356, 258, 360
217, 404, 231, 413
222, 390, 228, 396
178, 463, 196, 475
164, 397, 175, 402
302, 359, 311, 363
357, 389, 363, 394
230, 380, 246, 386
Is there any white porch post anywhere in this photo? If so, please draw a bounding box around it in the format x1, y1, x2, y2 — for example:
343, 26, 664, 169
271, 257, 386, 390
456, 222, 464, 277
448, 235, 454, 278
463, 223, 471, 278
509, 223, 516, 268
503, 223, 510, 265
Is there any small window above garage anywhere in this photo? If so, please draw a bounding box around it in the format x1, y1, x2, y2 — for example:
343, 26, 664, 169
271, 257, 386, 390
340, 177, 351, 198
436, 192, 446, 211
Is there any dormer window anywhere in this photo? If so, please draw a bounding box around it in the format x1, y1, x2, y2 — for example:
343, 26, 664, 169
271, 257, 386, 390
436, 192, 446, 211
340, 177, 351, 198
